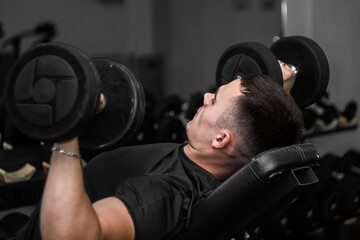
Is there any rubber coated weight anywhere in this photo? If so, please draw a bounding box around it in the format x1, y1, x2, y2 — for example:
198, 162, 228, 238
346, 186, 360, 217
5, 42, 100, 142
270, 36, 330, 108
216, 42, 283, 87
79, 58, 145, 150
5, 43, 145, 151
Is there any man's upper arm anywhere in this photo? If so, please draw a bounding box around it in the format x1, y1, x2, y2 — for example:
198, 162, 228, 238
93, 197, 135, 240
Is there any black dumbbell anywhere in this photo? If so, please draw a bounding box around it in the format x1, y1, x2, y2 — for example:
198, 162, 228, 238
5, 42, 146, 151
216, 36, 330, 109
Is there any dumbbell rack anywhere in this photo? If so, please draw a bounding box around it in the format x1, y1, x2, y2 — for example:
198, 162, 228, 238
240, 114, 359, 240
302, 97, 358, 139
0, 144, 50, 233
291, 126, 360, 240
304, 124, 358, 139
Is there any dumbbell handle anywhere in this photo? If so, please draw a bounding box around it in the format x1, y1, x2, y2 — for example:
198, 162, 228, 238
97, 93, 107, 114
288, 64, 299, 79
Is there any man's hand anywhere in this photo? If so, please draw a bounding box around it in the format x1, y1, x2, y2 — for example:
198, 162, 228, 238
278, 60, 296, 94
40, 136, 135, 240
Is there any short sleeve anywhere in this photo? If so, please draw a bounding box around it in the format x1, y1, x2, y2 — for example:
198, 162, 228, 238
115, 175, 192, 240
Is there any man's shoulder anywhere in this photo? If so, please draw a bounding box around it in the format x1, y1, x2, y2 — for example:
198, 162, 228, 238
128, 143, 181, 154
83, 143, 183, 201
105, 142, 180, 157
88, 143, 180, 164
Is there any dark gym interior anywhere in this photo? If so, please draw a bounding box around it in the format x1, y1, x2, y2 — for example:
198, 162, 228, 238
0, 0, 359, 239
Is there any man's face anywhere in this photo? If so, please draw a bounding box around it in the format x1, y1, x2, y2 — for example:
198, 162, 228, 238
186, 78, 242, 147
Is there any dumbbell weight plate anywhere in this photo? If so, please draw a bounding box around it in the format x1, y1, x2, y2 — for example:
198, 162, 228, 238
216, 42, 283, 87
5, 42, 100, 142
79, 58, 146, 150
270, 36, 330, 108
321, 190, 342, 223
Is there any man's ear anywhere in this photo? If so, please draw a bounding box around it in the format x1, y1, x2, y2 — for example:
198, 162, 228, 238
211, 130, 233, 149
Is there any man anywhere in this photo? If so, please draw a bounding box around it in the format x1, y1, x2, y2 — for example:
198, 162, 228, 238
17, 61, 302, 240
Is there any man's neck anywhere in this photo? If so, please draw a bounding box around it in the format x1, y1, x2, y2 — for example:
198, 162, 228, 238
183, 144, 240, 182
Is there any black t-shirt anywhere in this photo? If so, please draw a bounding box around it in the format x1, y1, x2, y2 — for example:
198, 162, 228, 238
83, 143, 221, 240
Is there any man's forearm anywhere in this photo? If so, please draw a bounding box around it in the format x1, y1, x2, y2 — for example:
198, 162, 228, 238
40, 138, 101, 239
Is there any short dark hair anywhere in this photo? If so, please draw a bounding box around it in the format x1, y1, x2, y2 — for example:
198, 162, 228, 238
219, 74, 303, 162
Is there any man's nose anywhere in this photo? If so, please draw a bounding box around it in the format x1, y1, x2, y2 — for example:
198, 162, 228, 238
203, 93, 214, 107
